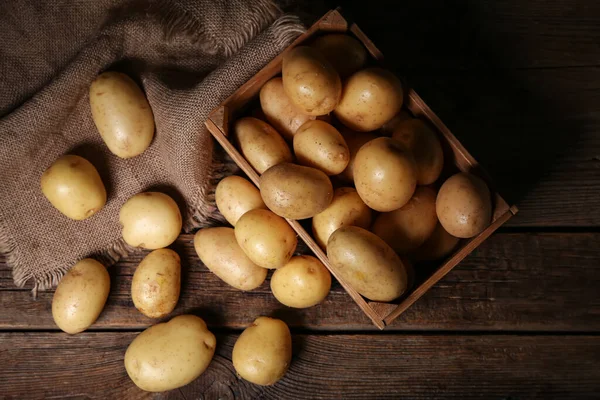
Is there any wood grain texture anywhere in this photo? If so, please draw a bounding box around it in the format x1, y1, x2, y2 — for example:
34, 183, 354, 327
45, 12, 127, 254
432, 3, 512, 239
2, 233, 598, 332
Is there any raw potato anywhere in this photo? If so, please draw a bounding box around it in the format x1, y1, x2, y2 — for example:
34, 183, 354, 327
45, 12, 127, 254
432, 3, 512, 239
392, 119, 444, 185
293, 120, 349, 175
353, 137, 417, 212
311, 34, 368, 78
334, 67, 404, 132
52, 258, 110, 334
119, 192, 182, 249
233, 117, 293, 174
216, 175, 266, 226
260, 163, 333, 219
337, 128, 378, 183
194, 227, 267, 290
411, 223, 460, 261
312, 187, 372, 249
372, 186, 438, 254
282, 46, 342, 116
40, 154, 106, 220
90, 72, 154, 158
131, 249, 181, 318
260, 77, 315, 141
380, 110, 413, 136
271, 256, 331, 308
232, 317, 292, 386
235, 209, 297, 269
124, 315, 216, 392
327, 226, 408, 302
436, 172, 492, 238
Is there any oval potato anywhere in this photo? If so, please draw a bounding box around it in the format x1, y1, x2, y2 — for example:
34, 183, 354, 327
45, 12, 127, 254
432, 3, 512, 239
311, 34, 368, 78
293, 120, 349, 175
90, 72, 154, 158
271, 256, 331, 308
336, 128, 378, 183
215, 175, 266, 226
411, 222, 460, 261
41, 154, 106, 220
52, 258, 110, 334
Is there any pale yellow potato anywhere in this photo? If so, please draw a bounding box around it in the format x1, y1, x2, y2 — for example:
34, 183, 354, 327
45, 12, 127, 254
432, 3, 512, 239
215, 175, 266, 226
311, 34, 368, 78
282, 46, 342, 116
194, 227, 267, 290
259, 77, 315, 141
436, 172, 492, 238
260, 163, 333, 220
52, 258, 110, 334
293, 120, 349, 175
336, 128, 378, 183
235, 209, 297, 269
372, 186, 438, 254
119, 192, 182, 249
353, 137, 417, 212
233, 117, 293, 174
411, 222, 460, 261
124, 315, 216, 392
40, 154, 106, 220
89, 72, 154, 158
131, 249, 181, 319
232, 317, 292, 386
334, 67, 404, 132
392, 119, 444, 185
327, 226, 408, 302
312, 187, 372, 250
271, 256, 331, 308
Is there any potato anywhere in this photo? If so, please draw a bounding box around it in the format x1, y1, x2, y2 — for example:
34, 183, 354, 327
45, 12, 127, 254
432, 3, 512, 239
334, 67, 404, 132
260, 77, 315, 141
271, 256, 331, 308
311, 34, 368, 78
436, 172, 492, 238
89, 72, 154, 158
392, 119, 444, 185
411, 222, 460, 261
372, 186, 438, 254
232, 317, 292, 386
336, 128, 378, 183
260, 163, 333, 219
327, 226, 408, 302
194, 227, 267, 290
282, 46, 342, 116
215, 175, 266, 226
312, 187, 372, 249
119, 192, 182, 249
124, 315, 215, 392
380, 110, 413, 136
353, 137, 417, 212
233, 117, 293, 174
235, 209, 297, 269
52, 258, 110, 334
131, 249, 181, 318
293, 120, 349, 175
40, 155, 106, 220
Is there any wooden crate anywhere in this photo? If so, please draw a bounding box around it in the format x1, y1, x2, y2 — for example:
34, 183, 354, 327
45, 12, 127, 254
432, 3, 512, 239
205, 9, 518, 329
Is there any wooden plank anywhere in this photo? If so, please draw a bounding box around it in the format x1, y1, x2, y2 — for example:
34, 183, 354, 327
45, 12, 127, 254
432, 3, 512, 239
1, 233, 598, 331
1, 332, 599, 399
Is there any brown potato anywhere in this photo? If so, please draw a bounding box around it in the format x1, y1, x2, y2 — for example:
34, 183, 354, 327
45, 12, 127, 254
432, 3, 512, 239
271, 255, 331, 308
336, 128, 378, 183
293, 120, 349, 175
380, 110, 413, 136
311, 34, 368, 77
411, 222, 460, 261
215, 175, 266, 226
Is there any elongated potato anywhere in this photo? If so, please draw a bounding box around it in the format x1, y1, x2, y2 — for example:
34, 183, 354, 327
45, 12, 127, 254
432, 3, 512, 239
293, 120, 350, 175
311, 34, 368, 78
271, 256, 331, 308
90, 72, 154, 158
215, 175, 266, 226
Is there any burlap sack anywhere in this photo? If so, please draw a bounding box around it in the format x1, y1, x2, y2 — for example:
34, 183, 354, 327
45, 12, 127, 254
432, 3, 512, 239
0, 0, 305, 291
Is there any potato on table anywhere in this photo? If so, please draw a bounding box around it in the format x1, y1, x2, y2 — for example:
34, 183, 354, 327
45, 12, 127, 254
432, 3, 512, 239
271, 255, 331, 308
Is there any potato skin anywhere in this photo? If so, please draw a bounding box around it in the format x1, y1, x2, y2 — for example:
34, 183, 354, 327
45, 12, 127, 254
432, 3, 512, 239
312, 187, 372, 250
436, 172, 492, 238
293, 120, 349, 175
124, 315, 216, 392
215, 176, 266, 226
52, 258, 110, 334
40, 154, 106, 220
353, 137, 417, 212
334, 67, 404, 132
89, 72, 154, 158
233, 117, 293, 174
194, 227, 267, 290
259, 163, 333, 220
411, 222, 460, 261
336, 128, 378, 183
119, 192, 182, 249
282, 46, 342, 116
131, 249, 181, 318
271, 256, 331, 308
232, 317, 292, 386
327, 226, 408, 302
311, 34, 368, 78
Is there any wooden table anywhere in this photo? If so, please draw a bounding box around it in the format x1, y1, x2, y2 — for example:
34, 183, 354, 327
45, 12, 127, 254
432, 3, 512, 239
2, 1, 600, 398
